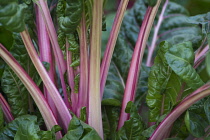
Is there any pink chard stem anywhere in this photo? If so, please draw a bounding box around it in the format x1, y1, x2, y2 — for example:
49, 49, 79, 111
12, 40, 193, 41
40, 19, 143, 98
35, 0, 71, 108
66, 41, 77, 112
88, 0, 104, 138
118, 0, 162, 129
36, 5, 57, 119
20, 30, 71, 132
146, 0, 169, 67
100, 0, 130, 98
0, 93, 14, 123
0, 44, 62, 139
77, 13, 89, 117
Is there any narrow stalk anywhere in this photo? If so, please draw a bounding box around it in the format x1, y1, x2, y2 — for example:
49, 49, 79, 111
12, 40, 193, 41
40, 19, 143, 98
36, 4, 57, 119
150, 89, 210, 140
20, 31, 71, 132
118, 0, 162, 129
100, 0, 130, 98
66, 41, 77, 112
0, 93, 14, 122
88, 0, 103, 138
77, 13, 89, 117
35, 1, 70, 108
194, 45, 209, 66
146, 0, 169, 67
0, 44, 62, 139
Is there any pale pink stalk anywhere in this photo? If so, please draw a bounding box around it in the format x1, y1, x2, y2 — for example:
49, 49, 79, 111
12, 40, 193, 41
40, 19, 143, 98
118, 0, 162, 129
146, 0, 169, 67
77, 14, 89, 117
88, 0, 104, 138
20, 31, 71, 132
0, 44, 62, 139
150, 89, 210, 140
66, 41, 77, 113
36, 5, 57, 119
100, 0, 130, 98
0, 93, 14, 122
36, 0, 70, 108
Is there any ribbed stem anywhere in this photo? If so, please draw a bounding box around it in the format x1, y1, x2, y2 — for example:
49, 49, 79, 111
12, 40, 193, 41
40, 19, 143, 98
88, 0, 104, 138
36, 4, 57, 119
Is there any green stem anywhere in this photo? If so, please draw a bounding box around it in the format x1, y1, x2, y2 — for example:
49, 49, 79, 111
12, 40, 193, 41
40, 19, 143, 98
88, 0, 103, 138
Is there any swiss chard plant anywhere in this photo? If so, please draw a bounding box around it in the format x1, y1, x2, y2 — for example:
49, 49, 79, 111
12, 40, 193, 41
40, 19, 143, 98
0, 0, 210, 139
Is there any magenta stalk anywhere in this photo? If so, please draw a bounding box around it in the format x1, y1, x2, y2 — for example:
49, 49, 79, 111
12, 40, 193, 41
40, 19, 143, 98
146, 0, 169, 67
35, 0, 70, 108
36, 4, 57, 119
66, 41, 77, 112
100, 0, 130, 98
20, 31, 71, 132
118, 0, 162, 129
0, 93, 14, 123
77, 14, 89, 117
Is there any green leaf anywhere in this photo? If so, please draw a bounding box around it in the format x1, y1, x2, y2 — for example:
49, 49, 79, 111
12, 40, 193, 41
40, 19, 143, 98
102, 106, 120, 140
185, 111, 208, 138
0, 107, 4, 130
61, 116, 101, 140
116, 101, 145, 140
38, 125, 61, 140
79, 107, 87, 122
59, 0, 83, 34
204, 97, 210, 123
0, 2, 27, 32
0, 115, 38, 140
0, 115, 59, 140
14, 117, 40, 140
141, 125, 156, 138
42, 62, 50, 71
165, 41, 204, 89
146, 41, 177, 122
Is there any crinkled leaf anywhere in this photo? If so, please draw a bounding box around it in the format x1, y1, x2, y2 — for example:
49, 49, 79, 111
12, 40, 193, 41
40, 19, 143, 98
14, 117, 40, 140
0, 1, 27, 32
38, 125, 61, 140
141, 125, 156, 138
187, 12, 210, 25
0, 115, 59, 140
102, 106, 120, 140
116, 101, 145, 140
146, 41, 177, 122
0, 115, 38, 140
59, 0, 83, 34
185, 111, 208, 138
165, 41, 204, 89
204, 97, 210, 123
61, 116, 101, 140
